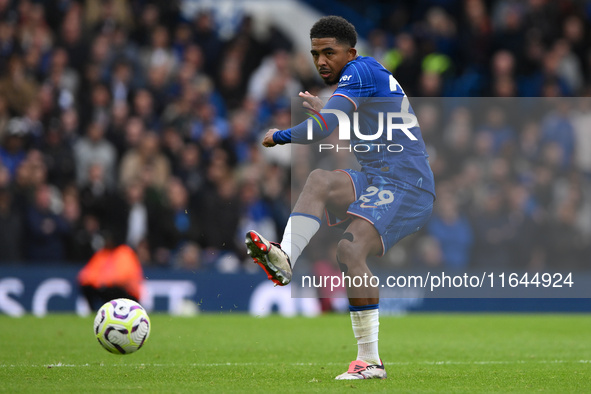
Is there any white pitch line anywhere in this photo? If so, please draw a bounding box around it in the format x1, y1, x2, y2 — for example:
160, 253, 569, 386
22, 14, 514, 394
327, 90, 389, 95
0, 360, 590, 368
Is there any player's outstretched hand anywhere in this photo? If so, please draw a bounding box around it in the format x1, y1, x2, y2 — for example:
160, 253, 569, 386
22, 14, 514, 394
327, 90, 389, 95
299, 91, 324, 113
262, 128, 279, 147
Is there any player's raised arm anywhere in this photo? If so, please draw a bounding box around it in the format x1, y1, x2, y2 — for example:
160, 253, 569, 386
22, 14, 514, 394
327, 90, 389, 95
263, 93, 355, 147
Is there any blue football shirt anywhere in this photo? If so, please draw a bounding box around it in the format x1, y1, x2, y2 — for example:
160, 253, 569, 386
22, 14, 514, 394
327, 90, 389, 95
274, 55, 435, 197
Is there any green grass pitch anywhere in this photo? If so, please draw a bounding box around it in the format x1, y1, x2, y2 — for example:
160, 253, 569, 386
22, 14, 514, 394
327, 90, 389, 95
1, 313, 590, 392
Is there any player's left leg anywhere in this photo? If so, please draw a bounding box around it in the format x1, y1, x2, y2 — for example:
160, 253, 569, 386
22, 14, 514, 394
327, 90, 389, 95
334, 218, 387, 380
333, 180, 434, 380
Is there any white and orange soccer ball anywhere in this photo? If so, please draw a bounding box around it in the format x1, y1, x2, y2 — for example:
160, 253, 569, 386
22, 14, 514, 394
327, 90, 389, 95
94, 298, 151, 355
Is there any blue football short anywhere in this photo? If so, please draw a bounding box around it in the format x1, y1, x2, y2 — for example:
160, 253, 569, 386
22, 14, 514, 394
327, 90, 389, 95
326, 169, 434, 256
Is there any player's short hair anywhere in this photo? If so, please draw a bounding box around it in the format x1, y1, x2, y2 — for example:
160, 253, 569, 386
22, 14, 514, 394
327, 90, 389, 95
310, 16, 357, 48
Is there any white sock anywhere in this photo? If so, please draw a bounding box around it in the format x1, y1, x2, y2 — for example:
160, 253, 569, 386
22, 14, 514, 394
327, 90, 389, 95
350, 308, 380, 365
280, 213, 321, 267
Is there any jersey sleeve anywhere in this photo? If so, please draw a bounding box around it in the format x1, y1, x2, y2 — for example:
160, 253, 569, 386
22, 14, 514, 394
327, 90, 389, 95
331, 60, 376, 110
272, 95, 355, 144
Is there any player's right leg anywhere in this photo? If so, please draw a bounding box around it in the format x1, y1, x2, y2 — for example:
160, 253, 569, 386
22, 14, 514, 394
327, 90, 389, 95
245, 230, 292, 286
291, 169, 354, 220
246, 169, 354, 284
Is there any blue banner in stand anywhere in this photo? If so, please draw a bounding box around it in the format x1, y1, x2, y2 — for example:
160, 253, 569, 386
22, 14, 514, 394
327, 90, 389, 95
0, 265, 323, 317
1, 265, 591, 316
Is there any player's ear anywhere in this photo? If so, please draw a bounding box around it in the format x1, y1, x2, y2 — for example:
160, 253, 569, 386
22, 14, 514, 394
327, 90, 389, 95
347, 47, 357, 61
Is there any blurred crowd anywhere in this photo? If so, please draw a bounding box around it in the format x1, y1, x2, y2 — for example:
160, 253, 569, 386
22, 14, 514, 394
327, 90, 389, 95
400, 98, 591, 272
301, 97, 591, 274
0, 0, 590, 272
362, 0, 591, 97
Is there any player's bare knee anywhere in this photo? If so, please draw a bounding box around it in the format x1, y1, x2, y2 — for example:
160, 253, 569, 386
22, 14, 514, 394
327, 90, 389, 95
304, 169, 331, 197
336, 236, 364, 268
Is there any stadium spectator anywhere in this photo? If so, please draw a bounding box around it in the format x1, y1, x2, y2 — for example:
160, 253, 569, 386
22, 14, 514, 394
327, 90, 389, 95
140, 25, 176, 81
0, 19, 19, 73
105, 101, 130, 159
517, 121, 542, 164
191, 11, 222, 79
73, 121, 117, 188
486, 50, 517, 96
0, 55, 38, 116
384, 32, 421, 97
413, 235, 444, 268
58, 107, 80, 147
120, 179, 149, 251
45, 47, 79, 107
477, 106, 517, 156
108, 60, 135, 106
256, 75, 291, 126
149, 177, 198, 266
120, 116, 146, 157
0, 187, 23, 262
544, 199, 588, 271
119, 131, 171, 192
131, 88, 160, 131
460, 0, 492, 72
171, 22, 192, 64
471, 188, 513, 269
505, 183, 538, 269
441, 106, 473, 176
24, 183, 70, 262
195, 148, 241, 256
238, 174, 278, 248
40, 120, 76, 189
85, 0, 133, 35
427, 191, 473, 269
78, 230, 144, 311
223, 109, 257, 165
160, 126, 185, 174
78, 162, 113, 222
174, 142, 204, 195
418, 71, 443, 96
190, 101, 229, 141
174, 241, 202, 271
61, 186, 97, 263
247, 50, 302, 104
222, 15, 267, 93
0, 118, 28, 177
0, 96, 10, 141
0, 163, 8, 188
78, 82, 111, 131
130, 4, 160, 48
539, 101, 575, 170
56, 4, 85, 74
491, 3, 525, 60
572, 99, 591, 176
106, 26, 141, 83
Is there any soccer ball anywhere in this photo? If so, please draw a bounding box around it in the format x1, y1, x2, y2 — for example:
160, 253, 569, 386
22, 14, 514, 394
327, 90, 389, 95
94, 298, 151, 355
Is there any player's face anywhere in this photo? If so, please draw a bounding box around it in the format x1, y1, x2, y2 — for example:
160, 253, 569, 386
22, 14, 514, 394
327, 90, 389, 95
310, 38, 357, 86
